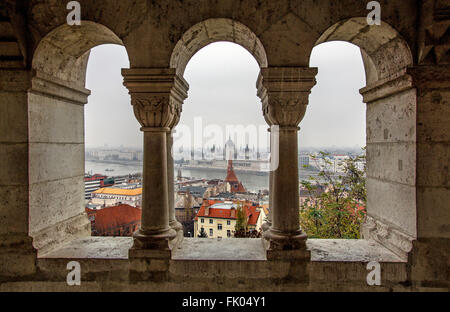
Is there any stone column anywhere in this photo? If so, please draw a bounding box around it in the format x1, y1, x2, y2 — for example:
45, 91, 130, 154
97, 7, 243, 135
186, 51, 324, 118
122, 68, 188, 258
257, 67, 317, 260
167, 93, 187, 242
259, 122, 273, 232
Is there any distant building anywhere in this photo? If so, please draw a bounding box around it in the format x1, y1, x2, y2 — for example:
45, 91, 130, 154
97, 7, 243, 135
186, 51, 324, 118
299, 184, 327, 206
224, 159, 246, 193
114, 175, 129, 185
91, 185, 142, 207
333, 155, 350, 173
194, 200, 263, 238
178, 185, 207, 198
223, 136, 237, 160
174, 190, 201, 237
85, 204, 141, 236
84, 174, 114, 200
298, 155, 310, 168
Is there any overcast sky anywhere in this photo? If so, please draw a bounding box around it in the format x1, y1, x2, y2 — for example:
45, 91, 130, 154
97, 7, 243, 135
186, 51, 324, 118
85, 41, 366, 149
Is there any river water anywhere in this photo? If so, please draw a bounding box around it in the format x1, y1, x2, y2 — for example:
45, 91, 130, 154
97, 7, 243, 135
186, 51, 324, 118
85, 160, 321, 193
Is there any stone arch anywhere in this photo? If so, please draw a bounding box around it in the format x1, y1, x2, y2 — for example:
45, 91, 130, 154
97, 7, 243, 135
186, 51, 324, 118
32, 21, 124, 87
29, 22, 128, 255
170, 18, 268, 76
313, 18, 413, 85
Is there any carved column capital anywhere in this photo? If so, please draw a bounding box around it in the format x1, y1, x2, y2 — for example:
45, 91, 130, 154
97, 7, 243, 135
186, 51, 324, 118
122, 68, 189, 129
257, 67, 317, 127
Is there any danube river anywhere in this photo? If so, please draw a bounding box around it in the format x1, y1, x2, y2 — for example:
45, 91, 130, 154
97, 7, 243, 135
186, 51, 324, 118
85, 160, 321, 193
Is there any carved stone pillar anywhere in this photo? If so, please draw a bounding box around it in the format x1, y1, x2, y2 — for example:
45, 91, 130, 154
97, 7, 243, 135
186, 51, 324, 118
122, 68, 188, 257
257, 67, 317, 260
167, 82, 188, 241
259, 114, 274, 232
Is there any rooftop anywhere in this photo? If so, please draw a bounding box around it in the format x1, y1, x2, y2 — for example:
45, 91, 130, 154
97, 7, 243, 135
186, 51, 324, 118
195, 200, 261, 225
93, 187, 142, 196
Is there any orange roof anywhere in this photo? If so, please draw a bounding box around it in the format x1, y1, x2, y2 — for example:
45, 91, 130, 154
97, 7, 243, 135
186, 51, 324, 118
93, 187, 142, 196
195, 200, 261, 226
85, 204, 141, 232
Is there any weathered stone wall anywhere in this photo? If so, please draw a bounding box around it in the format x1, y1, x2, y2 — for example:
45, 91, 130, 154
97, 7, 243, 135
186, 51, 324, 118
0, 238, 414, 292
409, 66, 450, 289
360, 75, 417, 260
0, 69, 36, 277
0, 0, 448, 290
26, 21, 124, 255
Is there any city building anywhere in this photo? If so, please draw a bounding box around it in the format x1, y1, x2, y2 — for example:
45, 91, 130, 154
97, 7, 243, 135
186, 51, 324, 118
194, 200, 263, 238
84, 174, 114, 200
299, 184, 327, 206
333, 155, 351, 173
91, 185, 142, 207
298, 155, 310, 168
175, 190, 201, 237
86, 148, 143, 162
223, 136, 238, 160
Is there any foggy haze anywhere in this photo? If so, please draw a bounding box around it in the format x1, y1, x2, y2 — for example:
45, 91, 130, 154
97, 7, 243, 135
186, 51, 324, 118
85, 41, 366, 150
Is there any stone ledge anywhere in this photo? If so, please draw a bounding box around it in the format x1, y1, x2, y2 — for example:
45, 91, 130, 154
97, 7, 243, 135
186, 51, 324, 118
306, 239, 405, 262
39, 237, 133, 259
172, 238, 266, 261
38, 237, 404, 263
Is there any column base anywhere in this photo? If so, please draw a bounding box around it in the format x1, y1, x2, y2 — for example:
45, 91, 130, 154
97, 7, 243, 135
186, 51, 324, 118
129, 228, 176, 258
128, 228, 177, 282
263, 228, 310, 260
128, 230, 175, 282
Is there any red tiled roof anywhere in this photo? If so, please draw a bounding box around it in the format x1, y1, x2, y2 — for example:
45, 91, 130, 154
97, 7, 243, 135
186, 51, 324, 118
195, 200, 260, 226
229, 181, 246, 192
85, 204, 141, 232
246, 205, 261, 226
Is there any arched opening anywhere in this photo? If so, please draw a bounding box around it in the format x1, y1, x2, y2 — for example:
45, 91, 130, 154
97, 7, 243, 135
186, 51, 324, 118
175, 42, 268, 241
29, 22, 130, 255
170, 18, 268, 76
314, 18, 413, 85
300, 41, 367, 239
169, 19, 269, 254
84, 44, 143, 238
308, 18, 416, 259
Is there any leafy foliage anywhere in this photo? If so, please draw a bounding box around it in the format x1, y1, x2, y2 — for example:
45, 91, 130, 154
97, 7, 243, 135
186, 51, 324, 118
299, 150, 367, 239
233, 202, 262, 238
233, 229, 262, 238
234, 202, 248, 232
198, 227, 208, 238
